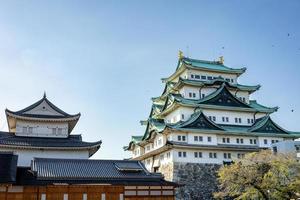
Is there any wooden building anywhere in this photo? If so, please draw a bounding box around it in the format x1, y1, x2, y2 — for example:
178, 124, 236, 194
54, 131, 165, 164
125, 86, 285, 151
0, 153, 177, 200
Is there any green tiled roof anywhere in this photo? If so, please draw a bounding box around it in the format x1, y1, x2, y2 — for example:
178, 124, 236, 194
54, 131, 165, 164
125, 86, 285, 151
181, 57, 246, 74
162, 57, 246, 83
125, 111, 300, 149
159, 84, 277, 116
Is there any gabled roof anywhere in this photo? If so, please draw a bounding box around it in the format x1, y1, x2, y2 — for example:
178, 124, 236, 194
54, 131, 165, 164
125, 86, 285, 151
6, 93, 80, 119
5, 94, 81, 133
162, 57, 246, 83
0, 131, 101, 157
169, 110, 224, 130
159, 84, 277, 116
249, 115, 289, 134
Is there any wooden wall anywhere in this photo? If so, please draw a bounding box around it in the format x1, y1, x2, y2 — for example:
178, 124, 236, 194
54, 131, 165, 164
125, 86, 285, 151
0, 185, 175, 200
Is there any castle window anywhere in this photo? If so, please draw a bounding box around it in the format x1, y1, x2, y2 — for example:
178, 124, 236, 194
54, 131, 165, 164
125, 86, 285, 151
224, 153, 231, 159
225, 78, 230, 82
182, 136, 186, 141
227, 138, 230, 143
178, 152, 182, 157
222, 117, 225, 122
209, 152, 217, 158
208, 116, 212, 121
202, 94, 206, 98
251, 119, 254, 123
236, 138, 240, 143
207, 136, 212, 142
183, 152, 187, 157
240, 138, 244, 144
52, 128, 56, 134
254, 139, 257, 144
199, 136, 203, 141
222, 138, 226, 143
264, 139, 268, 144
212, 116, 216, 121
28, 127, 33, 133
250, 139, 253, 144
193, 93, 196, 98
194, 152, 202, 158
195, 75, 200, 79
177, 135, 181, 141
191, 74, 194, 78
22, 127, 27, 133
57, 128, 62, 135
181, 114, 184, 119
189, 93, 192, 98
194, 136, 198, 141
207, 76, 213, 80
247, 119, 251, 124
201, 76, 206, 80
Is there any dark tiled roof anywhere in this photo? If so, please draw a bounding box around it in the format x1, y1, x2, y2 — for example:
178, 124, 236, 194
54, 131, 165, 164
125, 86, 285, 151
6, 94, 80, 119
32, 158, 155, 180
16, 158, 177, 186
0, 131, 101, 150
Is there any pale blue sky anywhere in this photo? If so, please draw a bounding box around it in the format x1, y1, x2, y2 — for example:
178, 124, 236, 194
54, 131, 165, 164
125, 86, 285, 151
0, 1, 299, 159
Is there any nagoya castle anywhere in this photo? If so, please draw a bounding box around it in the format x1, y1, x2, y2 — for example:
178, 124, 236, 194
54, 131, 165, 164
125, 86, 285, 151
124, 52, 300, 199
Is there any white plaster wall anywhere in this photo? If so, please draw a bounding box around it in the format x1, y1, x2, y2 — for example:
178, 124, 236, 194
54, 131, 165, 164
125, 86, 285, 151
203, 109, 264, 126
187, 69, 238, 84
172, 149, 243, 164
179, 86, 250, 103
16, 121, 68, 138
168, 132, 218, 145
217, 135, 258, 145
0, 148, 89, 166
165, 107, 194, 124
258, 137, 284, 148
164, 105, 266, 126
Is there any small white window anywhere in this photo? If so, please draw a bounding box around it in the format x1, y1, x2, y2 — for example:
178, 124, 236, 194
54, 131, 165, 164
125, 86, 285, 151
119, 194, 124, 200
22, 127, 27, 133
41, 194, 46, 200
58, 128, 62, 134
101, 193, 106, 200
28, 127, 33, 133
82, 193, 87, 200
63, 194, 68, 200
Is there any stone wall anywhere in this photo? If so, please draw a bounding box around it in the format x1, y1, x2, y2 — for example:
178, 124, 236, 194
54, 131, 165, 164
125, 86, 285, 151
172, 162, 221, 200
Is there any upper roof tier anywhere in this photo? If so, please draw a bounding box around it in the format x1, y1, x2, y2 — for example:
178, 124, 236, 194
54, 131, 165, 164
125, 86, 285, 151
152, 78, 261, 103
158, 84, 278, 117
162, 56, 246, 83
6, 93, 81, 134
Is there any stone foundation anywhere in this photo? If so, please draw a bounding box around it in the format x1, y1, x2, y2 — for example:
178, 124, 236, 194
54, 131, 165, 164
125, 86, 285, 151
172, 162, 221, 200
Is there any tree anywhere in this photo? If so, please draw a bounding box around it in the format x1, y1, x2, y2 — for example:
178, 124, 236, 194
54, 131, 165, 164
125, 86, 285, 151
214, 150, 300, 200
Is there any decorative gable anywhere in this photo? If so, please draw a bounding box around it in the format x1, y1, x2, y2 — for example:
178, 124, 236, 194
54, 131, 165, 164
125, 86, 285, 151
23, 100, 65, 116
201, 85, 250, 108
251, 116, 288, 134
176, 111, 223, 130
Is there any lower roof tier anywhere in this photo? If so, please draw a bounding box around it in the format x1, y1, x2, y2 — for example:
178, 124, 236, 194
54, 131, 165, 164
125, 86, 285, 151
0, 131, 102, 157
1, 155, 177, 186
